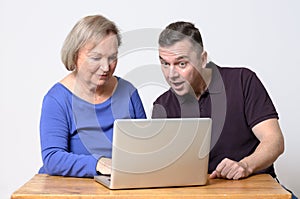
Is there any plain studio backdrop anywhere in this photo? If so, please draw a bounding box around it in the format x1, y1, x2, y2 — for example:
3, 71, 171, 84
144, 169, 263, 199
0, 0, 299, 198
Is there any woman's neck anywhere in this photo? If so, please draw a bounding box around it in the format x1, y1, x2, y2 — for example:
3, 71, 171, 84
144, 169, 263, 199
60, 72, 118, 104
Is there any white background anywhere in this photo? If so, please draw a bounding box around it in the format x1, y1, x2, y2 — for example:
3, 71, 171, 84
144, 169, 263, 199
1, 0, 299, 198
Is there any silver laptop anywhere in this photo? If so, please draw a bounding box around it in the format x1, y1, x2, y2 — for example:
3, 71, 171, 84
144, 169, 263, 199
94, 118, 212, 189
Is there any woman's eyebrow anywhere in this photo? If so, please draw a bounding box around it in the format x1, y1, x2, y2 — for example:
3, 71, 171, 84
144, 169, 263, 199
87, 51, 102, 56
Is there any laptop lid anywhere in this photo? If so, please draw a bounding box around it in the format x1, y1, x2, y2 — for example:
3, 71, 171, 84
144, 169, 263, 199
95, 118, 211, 189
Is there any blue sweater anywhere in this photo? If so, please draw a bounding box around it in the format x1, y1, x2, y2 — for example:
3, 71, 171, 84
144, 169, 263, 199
39, 77, 146, 177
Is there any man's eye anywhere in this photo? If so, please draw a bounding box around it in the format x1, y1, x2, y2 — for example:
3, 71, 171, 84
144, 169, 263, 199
161, 61, 169, 67
178, 61, 187, 68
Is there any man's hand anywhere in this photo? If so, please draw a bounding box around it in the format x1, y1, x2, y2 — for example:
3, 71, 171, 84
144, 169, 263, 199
210, 119, 284, 180
209, 158, 252, 180
96, 157, 112, 175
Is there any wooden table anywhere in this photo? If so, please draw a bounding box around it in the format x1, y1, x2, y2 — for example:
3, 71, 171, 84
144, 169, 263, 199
11, 174, 291, 199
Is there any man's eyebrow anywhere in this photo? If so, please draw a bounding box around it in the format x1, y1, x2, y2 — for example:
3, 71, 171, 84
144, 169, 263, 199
175, 55, 189, 60
159, 55, 188, 60
159, 56, 165, 61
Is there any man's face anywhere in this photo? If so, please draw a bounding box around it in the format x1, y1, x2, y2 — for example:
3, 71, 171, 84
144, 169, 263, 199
159, 39, 207, 97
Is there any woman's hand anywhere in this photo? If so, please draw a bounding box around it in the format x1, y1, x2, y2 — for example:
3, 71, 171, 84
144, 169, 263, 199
96, 157, 112, 175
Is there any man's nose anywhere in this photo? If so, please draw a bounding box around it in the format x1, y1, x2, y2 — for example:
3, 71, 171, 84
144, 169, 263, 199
169, 65, 179, 78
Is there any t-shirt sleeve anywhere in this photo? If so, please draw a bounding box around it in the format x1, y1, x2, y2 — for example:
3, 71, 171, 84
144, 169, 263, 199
151, 103, 168, 118
242, 69, 279, 128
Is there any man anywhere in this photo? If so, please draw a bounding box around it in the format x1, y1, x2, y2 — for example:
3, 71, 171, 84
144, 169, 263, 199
151, 21, 285, 180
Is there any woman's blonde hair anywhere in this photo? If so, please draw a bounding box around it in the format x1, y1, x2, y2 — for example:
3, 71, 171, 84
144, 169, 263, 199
61, 15, 121, 71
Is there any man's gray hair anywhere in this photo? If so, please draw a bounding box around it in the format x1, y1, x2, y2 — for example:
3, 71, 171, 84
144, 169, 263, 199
159, 21, 204, 53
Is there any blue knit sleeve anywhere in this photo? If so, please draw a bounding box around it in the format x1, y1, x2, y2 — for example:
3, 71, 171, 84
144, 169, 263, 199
130, 89, 147, 119
39, 93, 98, 177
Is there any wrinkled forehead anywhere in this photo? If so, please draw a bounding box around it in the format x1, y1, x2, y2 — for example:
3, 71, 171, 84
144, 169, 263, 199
91, 33, 118, 47
159, 39, 198, 59
79, 33, 118, 53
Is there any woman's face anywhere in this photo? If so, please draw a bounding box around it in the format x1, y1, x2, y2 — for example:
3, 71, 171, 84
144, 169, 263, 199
76, 33, 118, 88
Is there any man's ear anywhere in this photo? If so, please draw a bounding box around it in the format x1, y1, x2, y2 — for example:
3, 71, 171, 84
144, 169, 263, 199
201, 51, 207, 68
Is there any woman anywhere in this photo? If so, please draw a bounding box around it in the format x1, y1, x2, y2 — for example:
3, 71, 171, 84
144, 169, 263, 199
38, 15, 146, 177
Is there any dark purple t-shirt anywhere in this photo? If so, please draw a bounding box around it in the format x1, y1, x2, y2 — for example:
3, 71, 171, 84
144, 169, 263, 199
152, 62, 278, 177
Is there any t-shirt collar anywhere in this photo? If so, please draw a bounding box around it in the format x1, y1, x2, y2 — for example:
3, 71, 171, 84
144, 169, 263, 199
205, 61, 225, 94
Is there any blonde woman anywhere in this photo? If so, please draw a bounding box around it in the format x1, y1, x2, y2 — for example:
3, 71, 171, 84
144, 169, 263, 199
39, 15, 146, 177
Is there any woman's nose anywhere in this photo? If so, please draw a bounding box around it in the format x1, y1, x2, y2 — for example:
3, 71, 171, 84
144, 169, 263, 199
100, 64, 109, 72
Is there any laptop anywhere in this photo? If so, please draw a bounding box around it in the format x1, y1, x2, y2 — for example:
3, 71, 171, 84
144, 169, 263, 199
94, 118, 212, 189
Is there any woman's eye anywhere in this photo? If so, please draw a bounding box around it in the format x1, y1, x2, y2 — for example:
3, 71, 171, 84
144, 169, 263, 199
91, 57, 101, 61
109, 56, 117, 63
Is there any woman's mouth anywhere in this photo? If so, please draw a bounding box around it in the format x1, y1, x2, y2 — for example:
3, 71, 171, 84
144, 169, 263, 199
99, 74, 108, 79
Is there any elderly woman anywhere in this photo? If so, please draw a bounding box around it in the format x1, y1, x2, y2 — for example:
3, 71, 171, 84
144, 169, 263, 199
38, 15, 146, 177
